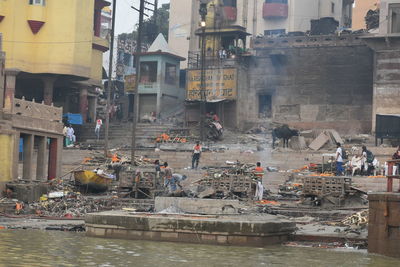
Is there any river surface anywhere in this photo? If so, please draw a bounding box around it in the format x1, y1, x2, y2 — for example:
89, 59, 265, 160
0, 230, 399, 267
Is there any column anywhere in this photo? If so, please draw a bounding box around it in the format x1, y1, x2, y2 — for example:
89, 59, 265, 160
79, 87, 88, 122
22, 134, 34, 180
4, 69, 20, 112
0, 55, 4, 113
156, 92, 162, 118
12, 132, 20, 180
48, 138, 58, 180
88, 96, 97, 122
36, 136, 47, 181
42, 76, 57, 105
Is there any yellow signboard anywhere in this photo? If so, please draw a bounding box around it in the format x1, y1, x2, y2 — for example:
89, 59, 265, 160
186, 68, 237, 101
124, 74, 136, 92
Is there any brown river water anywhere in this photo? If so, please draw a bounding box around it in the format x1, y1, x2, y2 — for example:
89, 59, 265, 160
0, 230, 399, 267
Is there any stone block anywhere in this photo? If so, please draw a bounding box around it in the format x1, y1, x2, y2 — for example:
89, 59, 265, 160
154, 197, 241, 215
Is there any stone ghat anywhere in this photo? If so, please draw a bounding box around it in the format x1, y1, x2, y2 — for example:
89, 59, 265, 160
85, 211, 296, 247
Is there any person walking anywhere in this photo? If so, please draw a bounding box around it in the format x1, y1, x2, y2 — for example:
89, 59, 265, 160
95, 118, 102, 140
335, 142, 344, 176
192, 141, 202, 169
253, 162, 265, 200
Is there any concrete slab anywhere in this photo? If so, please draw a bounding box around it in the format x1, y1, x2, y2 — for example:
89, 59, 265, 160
154, 197, 241, 215
309, 132, 330, 151
85, 211, 296, 247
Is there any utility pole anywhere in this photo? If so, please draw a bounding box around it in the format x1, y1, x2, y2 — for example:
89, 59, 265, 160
104, 0, 117, 157
131, 0, 145, 164
199, 3, 207, 141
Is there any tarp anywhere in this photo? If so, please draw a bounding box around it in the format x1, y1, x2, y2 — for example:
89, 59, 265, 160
63, 113, 83, 125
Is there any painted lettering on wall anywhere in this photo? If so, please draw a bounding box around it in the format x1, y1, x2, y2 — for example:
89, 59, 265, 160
186, 68, 237, 101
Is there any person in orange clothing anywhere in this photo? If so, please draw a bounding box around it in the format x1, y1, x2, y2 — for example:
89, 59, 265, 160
254, 162, 265, 181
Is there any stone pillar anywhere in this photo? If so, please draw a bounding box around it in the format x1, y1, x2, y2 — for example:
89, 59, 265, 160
88, 96, 97, 122
22, 134, 34, 180
48, 138, 57, 180
42, 76, 57, 105
0, 52, 5, 112
4, 69, 20, 112
12, 132, 20, 180
79, 87, 88, 122
36, 136, 47, 181
156, 92, 162, 117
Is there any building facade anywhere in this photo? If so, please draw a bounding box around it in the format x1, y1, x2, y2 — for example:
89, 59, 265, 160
169, 0, 354, 68
137, 34, 185, 120
0, 0, 110, 182
363, 0, 400, 130
0, 0, 110, 123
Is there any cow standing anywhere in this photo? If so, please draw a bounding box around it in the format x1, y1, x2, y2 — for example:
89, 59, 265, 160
272, 125, 299, 149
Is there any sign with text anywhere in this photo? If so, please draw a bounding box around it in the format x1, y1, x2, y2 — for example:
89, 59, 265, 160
186, 68, 237, 101
124, 74, 136, 92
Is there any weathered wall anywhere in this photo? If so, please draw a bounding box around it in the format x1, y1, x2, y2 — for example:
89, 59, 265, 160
246, 35, 374, 134
368, 193, 400, 258
365, 37, 400, 131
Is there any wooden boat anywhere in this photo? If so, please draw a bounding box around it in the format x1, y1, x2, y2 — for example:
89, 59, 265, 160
73, 170, 113, 193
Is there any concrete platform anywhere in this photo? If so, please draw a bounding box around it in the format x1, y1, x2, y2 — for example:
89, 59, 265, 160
85, 211, 296, 247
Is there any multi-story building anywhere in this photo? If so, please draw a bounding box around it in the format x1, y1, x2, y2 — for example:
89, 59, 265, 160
0, 0, 110, 123
352, 0, 380, 30
169, 0, 354, 68
0, 0, 110, 182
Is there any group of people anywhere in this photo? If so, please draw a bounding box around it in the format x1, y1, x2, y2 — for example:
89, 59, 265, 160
335, 143, 376, 176
153, 160, 187, 194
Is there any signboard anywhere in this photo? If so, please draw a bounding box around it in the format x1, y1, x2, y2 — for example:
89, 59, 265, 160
125, 74, 136, 92
186, 68, 237, 101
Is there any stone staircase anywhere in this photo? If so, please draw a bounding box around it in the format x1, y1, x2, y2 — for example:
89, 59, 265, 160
76, 122, 174, 149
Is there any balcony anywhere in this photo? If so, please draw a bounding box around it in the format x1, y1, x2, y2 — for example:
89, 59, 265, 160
223, 6, 237, 21
263, 2, 288, 19
92, 35, 109, 52
10, 98, 63, 134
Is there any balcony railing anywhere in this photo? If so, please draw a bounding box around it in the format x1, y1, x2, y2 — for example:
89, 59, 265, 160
13, 97, 62, 122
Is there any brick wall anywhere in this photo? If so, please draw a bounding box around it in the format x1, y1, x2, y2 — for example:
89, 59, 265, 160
244, 36, 374, 134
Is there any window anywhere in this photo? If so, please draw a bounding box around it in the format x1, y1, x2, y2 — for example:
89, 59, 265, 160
265, 0, 288, 4
390, 4, 400, 33
165, 63, 177, 85
259, 94, 272, 118
140, 62, 158, 83
264, 29, 286, 36
223, 0, 237, 7
29, 0, 45, 5
331, 2, 335, 13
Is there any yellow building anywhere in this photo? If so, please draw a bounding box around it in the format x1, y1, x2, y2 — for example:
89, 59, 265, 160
0, 0, 110, 121
0, 0, 110, 184
352, 0, 380, 30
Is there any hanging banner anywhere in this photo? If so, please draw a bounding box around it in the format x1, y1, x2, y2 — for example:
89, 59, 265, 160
124, 74, 136, 92
186, 68, 237, 101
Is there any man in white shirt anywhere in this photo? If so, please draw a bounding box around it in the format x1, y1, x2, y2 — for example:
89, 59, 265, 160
336, 142, 344, 176
66, 125, 76, 144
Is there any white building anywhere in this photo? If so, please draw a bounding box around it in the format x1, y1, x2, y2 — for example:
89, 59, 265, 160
169, 0, 354, 68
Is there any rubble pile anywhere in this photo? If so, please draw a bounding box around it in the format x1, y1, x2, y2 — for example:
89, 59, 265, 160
29, 193, 120, 217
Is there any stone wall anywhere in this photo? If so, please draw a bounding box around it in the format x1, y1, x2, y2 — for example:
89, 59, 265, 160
364, 36, 400, 131
244, 35, 374, 134
368, 193, 400, 258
